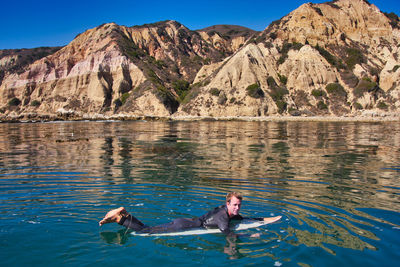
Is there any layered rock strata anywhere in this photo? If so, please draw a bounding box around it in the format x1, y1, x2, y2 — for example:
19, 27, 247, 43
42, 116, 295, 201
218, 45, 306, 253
0, 0, 399, 120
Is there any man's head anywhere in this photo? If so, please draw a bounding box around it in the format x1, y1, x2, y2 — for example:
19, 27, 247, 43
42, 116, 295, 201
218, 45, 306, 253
226, 192, 242, 217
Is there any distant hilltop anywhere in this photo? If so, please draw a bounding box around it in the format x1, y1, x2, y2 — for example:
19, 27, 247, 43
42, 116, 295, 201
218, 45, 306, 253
1, 0, 399, 121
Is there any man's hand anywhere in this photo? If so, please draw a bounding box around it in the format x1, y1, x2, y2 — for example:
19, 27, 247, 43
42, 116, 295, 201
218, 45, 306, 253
250, 216, 282, 238
99, 207, 128, 226
263, 216, 282, 223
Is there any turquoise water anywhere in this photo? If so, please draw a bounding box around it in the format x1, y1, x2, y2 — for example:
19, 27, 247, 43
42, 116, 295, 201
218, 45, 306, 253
0, 121, 399, 266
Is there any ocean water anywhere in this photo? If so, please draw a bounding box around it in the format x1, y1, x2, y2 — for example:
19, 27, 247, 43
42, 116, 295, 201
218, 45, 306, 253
0, 120, 399, 266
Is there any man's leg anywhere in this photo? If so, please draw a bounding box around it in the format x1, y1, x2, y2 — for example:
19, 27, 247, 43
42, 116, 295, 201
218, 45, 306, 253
144, 218, 202, 234
99, 207, 146, 232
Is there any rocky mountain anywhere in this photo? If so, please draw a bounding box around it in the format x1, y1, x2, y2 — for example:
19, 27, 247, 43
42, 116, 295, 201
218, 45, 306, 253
0, 46, 62, 69
197, 25, 257, 54
177, 0, 400, 118
0, 0, 399, 121
0, 21, 254, 119
0, 46, 62, 85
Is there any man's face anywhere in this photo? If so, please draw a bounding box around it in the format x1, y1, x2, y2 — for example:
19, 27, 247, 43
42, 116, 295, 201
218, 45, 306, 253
227, 196, 242, 216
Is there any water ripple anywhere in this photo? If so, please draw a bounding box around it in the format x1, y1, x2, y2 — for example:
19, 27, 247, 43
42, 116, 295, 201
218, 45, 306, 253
0, 121, 399, 266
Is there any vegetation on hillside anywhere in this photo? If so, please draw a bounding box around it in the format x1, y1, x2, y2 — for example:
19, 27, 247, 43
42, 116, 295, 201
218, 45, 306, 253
0, 46, 62, 74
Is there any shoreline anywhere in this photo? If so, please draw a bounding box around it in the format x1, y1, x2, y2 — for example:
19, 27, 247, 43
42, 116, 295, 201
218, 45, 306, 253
1, 112, 399, 123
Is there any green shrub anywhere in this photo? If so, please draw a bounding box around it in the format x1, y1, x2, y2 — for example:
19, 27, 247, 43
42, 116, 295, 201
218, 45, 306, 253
277, 55, 288, 65
384, 12, 400, 29
248, 38, 257, 44
268, 86, 289, 114
193, 55, 203, 63
146, 68, 161, 84
172, 80, 190, 101
155, 60, 166, 69
275, 100, 288, 114
229, 97, 236, 103
8, 97, 21, 106
31, 100, 41, 107
181, 90, 199, 105
246, 84, 264, 98
353, 77, 376, 98
120, 36, 146, 60
277, 42, 304, 65
317, 100, 328, 110
293, 43, 304, 50
173, 80, 190, 92
278, 73, 287, 85
203, 58, 211, 65
210, 88, 220, 96
326, 83, 347, 97
218, 93, 227, 105
315, 44, 345, 69
255, 35, 266, 44
269, 87, 289, 102
202, 80, 210, 86
311, 89, 325, 97
354, 102, 363, 110
345, 48, 365, 69
267, 76, 278, 88
154, 85, 179, 112
377, 101, 388, 110
121, 92, 130, 104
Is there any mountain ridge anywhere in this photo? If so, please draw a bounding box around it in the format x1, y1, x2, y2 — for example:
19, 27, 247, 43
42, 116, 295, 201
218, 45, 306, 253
1, 0, 399, 121
176, 0, 400, 118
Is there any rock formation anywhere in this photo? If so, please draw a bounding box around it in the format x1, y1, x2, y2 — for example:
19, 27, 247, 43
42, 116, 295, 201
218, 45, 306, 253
0, 21, 253, 120
0, 0, 399, 121
177, 0, 400, 118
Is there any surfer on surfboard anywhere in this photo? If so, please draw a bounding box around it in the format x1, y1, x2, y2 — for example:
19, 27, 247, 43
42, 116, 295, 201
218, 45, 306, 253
99, 192, 281, 236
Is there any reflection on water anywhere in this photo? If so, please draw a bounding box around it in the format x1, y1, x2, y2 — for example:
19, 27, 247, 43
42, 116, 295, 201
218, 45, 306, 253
0, 121, 399, 266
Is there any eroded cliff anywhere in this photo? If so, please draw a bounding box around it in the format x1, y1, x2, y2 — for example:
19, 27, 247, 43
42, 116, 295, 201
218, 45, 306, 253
1, 0, 399, 121
177, 0, 400, 118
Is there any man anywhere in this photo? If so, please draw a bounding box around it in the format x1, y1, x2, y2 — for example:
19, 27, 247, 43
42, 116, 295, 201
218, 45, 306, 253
99, 192, 281, 235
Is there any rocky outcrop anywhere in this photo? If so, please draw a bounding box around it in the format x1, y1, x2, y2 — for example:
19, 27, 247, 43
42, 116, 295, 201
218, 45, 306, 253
177, 0, 400, 118
0, 0, 399, 121
0, 23, 151, 116
0, 21, 253, 119
197, 25, 257, 54
0, 47, 62, 74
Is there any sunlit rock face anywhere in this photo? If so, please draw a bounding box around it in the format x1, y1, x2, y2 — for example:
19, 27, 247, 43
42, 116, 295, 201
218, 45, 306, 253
177, 0, 400, 117
0, 21, 252, 118
1, 0, 399, 120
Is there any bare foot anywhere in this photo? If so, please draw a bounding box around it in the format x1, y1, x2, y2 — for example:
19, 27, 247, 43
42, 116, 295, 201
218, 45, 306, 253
99, 207, 128, 226
263, 216, 282, 223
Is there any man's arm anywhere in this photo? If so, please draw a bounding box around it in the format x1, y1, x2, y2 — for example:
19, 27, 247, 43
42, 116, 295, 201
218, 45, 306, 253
99, 207, 127, 226
217, 217, 231, 235
240, 215, 282, 222
215, 211, 235, 235
239, 215, 282, 238
263, 216, 282, 223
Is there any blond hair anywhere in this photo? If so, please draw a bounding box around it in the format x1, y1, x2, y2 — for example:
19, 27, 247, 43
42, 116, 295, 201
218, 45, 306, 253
226, 192, 243, 203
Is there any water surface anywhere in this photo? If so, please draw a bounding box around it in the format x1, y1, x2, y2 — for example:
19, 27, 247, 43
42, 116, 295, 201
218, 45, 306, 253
0, 121, 399, 266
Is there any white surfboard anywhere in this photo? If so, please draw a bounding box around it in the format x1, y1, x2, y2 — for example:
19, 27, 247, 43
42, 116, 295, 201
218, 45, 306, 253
131, 216, 281, 237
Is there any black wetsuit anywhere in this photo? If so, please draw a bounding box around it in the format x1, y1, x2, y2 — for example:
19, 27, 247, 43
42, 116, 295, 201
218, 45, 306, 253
118, 205, 261, 235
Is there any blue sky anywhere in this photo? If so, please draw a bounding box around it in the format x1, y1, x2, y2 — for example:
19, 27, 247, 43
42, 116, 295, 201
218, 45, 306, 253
1, 0, 398, 49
